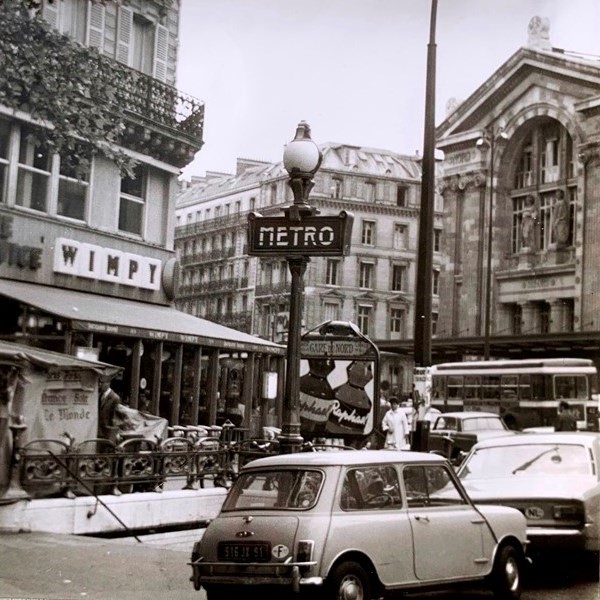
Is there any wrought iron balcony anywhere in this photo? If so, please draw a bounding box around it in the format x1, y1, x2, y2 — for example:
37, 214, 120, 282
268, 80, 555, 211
117, 65, 204, 168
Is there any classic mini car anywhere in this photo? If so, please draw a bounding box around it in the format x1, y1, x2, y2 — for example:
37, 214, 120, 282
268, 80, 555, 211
190, 450, 528, 599
457, 431, 600, 556
427, 411, 515, 464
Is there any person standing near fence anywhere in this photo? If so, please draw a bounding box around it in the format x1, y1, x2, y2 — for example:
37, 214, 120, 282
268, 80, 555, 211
98, 375, 123, 443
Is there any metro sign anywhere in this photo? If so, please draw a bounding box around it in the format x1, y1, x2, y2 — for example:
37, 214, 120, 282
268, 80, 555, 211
247, 211, 353, 257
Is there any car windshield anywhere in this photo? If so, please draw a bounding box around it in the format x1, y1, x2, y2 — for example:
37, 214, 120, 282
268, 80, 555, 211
459, 443, 592, 480
462, 417, 507, 432
222, 469, 324, 511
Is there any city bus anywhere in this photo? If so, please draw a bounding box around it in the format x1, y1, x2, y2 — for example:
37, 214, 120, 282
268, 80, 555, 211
430, 358, 599, 431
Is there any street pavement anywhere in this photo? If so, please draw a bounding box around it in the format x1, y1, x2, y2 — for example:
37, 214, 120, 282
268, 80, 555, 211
1, 531, 596, 600
0, 531, 205, 600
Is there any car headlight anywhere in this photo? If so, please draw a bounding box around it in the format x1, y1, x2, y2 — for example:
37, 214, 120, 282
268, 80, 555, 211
552, 503, 584, 521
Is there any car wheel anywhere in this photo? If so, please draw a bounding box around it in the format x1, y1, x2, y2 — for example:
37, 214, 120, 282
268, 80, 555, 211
328, 560, 372, 600
489, 545, 521, 600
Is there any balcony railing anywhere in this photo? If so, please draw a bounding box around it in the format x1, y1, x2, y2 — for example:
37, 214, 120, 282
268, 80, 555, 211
118, 65, 204, 139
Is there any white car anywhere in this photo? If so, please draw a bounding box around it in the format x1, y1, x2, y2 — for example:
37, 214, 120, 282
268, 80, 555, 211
457, 431, 600, 556
190, 450, 528, 599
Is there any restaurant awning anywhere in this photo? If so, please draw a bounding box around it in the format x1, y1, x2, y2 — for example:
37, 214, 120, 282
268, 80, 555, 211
0, 279, 284, 355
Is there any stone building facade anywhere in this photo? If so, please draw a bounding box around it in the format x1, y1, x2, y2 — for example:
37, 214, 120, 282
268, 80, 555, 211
175, 143, 443, 396
429, 17, 600, 371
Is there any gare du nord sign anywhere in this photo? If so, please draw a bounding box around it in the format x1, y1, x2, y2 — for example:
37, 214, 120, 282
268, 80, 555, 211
247, 210, 354, 257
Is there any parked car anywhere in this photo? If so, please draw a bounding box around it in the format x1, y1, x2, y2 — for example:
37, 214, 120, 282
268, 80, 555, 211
427, 411, 515, 464
190, 449, 528, 599
456, 431, 600, 556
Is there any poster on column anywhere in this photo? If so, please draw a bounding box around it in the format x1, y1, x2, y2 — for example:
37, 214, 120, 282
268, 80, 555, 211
22, 368, 98, 445
299, 321, 380, 440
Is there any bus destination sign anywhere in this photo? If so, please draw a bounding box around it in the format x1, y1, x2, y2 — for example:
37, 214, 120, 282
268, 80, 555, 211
247, 211, 353, 257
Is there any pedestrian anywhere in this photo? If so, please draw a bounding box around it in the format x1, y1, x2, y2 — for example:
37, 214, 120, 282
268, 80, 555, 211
381, 396, 410, 450
555, 400, 577, 431
98, 375, 124, 442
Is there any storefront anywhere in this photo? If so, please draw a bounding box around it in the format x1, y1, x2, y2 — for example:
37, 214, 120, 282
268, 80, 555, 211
0, 278, 285, 432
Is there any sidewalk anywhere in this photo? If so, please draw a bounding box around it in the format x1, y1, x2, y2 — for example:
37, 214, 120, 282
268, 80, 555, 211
0, 531, 206, 600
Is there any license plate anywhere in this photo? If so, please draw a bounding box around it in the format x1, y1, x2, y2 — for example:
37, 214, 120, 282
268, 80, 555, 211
218, 541, 271, 562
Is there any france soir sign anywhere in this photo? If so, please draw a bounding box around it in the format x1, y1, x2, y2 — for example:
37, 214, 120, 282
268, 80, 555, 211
247, 211, 353, 257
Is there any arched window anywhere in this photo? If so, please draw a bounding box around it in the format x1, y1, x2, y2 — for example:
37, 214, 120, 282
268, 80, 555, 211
510, 119, 576, 254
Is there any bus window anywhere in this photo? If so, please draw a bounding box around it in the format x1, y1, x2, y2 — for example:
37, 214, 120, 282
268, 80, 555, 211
464, 376, 481, 400
447, 376, 463, 399
518, 374, 531, 401
555, 375, 588, 400
500, 375, 518, 399
432, 376, 445, 401
482, 376, 501, 400
530, 374, 545, 401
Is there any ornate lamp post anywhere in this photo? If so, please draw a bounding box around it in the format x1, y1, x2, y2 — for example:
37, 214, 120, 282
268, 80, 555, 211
248, 122, 352, 454
476, 126, 508, 360
279, 121, 322, 453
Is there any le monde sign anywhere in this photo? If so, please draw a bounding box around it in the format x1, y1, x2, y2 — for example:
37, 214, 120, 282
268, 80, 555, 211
247, 210, 353, 257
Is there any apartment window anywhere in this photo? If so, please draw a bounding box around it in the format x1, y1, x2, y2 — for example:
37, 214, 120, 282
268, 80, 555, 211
359, 262, 374, 289
235, 200, 241, 213
119, 164, 146, 235
17, 125, 51, 212
396, 186, 407, 207
116, 7, 169, 82
393, 223, 408, 249
432, 269, 440, 295
57, 148, 88, 220
0, 119, 10, 204
357, 305, 373, 336
432, 312, 438, 336
361, 221, 376, 245
325, 259, 339, 286
391, 264, 406, 292
270, 183, 277, 205
390, 307, 405, 335
365, 182, 375, 202
324, 302, 340, 322
433, 228, 441, 252
249, 197, 256, 211
332, 178, 343, 199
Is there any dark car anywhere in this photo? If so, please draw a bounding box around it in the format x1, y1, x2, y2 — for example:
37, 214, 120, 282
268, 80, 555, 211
427, 411, 515, 464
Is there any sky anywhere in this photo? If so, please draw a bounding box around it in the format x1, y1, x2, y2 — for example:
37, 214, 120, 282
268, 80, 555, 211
177, 0, 600, 179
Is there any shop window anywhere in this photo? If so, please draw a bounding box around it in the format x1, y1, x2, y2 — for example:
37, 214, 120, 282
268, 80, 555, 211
119, 164, 147, 235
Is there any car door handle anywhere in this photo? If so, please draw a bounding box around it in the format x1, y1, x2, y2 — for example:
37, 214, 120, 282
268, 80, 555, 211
414, 515, 430, 523
471, 518, 485, 525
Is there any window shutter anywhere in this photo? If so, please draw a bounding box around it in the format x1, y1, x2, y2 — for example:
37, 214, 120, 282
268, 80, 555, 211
153, 24, 169, 82
42, 0, 60, 30
116, 6, 133, 66
86, 2, 105, 51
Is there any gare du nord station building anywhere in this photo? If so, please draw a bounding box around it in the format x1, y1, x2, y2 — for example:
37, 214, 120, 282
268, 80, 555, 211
381, 17, 600, 381
0, 0, 283, 448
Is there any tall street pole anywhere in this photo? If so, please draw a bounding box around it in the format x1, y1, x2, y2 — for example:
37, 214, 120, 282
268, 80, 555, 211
414, 0, 438, 368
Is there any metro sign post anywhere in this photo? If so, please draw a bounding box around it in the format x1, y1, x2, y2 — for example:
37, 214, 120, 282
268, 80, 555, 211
247, 122, 353, 453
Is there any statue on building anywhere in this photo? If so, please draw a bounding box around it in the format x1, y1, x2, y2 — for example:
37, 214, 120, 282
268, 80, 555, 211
552, 189, 570, 247
527, 16, 552, 51
520, 194, 538, 250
